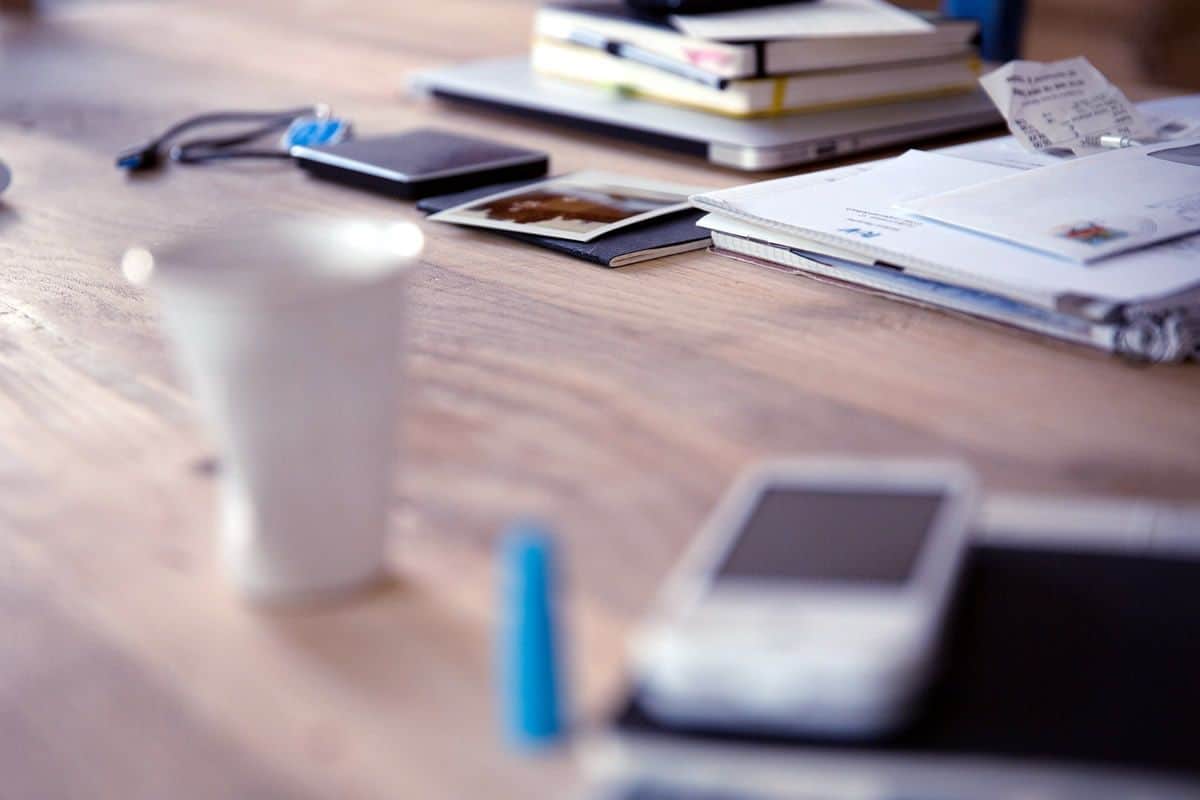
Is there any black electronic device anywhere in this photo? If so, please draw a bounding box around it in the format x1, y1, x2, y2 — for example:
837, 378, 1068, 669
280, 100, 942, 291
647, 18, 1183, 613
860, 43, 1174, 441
589, 542, 1200, 799
630, 460, 977, 738
291, 129, 549, 200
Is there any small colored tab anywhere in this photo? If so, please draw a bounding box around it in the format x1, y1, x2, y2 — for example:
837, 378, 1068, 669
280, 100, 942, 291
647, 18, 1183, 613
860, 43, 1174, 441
283, 116, 353, 149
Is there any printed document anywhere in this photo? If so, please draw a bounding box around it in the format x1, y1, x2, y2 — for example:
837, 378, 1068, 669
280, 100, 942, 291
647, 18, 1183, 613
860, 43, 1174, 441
979, 57, 1154, 155
690, 150, 1200, 307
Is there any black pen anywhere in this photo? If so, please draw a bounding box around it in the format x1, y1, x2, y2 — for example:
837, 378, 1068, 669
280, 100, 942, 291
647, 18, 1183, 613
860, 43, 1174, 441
564, 29, 731, 90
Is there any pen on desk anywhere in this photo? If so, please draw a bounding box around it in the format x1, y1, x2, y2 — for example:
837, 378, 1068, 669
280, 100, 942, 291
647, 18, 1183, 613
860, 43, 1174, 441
1085, 134, 1155, 149
564, 30, 729, 90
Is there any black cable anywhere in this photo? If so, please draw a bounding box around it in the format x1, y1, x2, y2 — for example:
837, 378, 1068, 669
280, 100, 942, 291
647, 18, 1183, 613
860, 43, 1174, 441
146, 107, 315, 149
169, 116, 301, 164
116, 106, 318, 171
171, 148, 296, 164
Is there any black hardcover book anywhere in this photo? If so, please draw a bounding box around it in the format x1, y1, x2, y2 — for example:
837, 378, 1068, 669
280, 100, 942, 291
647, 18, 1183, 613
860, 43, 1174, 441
549, 1, 676, 29
418, 180, 709, 267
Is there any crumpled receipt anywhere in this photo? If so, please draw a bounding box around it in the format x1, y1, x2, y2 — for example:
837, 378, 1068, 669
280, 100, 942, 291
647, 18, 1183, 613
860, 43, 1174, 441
980, 57, 1156, 155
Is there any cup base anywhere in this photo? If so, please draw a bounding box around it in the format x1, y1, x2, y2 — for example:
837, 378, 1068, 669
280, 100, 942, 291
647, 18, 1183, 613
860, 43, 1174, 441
231, 566, 394, 610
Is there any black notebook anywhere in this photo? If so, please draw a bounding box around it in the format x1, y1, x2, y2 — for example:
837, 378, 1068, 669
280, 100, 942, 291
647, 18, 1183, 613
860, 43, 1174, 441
418, 180, 709, 267
595, 544, 1200, 798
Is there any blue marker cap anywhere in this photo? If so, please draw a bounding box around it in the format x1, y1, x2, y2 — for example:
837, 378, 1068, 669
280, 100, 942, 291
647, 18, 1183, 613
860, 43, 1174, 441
498, 521, 565, 749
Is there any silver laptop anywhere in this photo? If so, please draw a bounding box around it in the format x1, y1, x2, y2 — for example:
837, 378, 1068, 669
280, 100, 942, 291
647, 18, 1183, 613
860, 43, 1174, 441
411, 56, 1002, 172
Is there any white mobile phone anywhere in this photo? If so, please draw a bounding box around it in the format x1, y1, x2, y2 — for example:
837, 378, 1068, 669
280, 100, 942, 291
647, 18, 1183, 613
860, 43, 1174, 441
633, 458, 979, 738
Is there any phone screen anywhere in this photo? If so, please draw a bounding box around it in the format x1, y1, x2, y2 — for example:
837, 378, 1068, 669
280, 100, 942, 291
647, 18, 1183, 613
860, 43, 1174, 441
714, 487, 946, 585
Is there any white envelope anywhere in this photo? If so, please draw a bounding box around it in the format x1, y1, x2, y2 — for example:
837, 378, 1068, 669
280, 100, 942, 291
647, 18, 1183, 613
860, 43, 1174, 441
898, 139, 1200, 263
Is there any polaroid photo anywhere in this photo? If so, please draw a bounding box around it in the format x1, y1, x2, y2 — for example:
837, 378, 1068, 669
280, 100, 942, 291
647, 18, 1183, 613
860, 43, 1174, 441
428, 171, 709, 242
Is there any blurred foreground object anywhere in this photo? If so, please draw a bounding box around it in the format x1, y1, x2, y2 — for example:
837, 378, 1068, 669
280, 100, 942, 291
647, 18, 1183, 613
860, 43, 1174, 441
585, 492, 1200, 799
499, 523, 566, 749
133, 215, 422, 604
631, 458, 977, 738
0, 159, 9, 195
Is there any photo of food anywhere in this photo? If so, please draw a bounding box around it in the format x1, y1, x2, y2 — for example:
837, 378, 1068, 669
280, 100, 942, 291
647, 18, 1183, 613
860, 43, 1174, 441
428, 171, 705, 241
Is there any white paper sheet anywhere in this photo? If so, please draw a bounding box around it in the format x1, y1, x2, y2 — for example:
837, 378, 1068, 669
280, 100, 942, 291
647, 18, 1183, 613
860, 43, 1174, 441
690, 150, 1200, 306
669, 0, 932, 42
700, 213, 1115, 351
935, 136, 1065, 171
979, 57, 1155, 156
899, 138, 1200, 263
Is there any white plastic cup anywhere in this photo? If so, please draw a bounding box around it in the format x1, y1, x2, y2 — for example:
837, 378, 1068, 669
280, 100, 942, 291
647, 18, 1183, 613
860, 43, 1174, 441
135, 215, 423, 603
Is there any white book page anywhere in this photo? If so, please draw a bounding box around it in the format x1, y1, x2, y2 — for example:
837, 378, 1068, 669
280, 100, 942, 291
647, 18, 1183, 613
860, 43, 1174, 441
671, 0, 932, 42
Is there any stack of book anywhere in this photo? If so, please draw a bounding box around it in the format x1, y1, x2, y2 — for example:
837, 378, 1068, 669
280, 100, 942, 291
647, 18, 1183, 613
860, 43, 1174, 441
532, 1, 981, 118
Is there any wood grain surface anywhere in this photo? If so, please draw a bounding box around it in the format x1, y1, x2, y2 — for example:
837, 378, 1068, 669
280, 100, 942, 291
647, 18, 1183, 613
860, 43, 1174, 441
1, 2, 1197, 798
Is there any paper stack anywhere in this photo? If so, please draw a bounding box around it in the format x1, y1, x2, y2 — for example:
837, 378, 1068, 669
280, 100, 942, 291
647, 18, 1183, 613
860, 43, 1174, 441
532, 0, 981, 118
690, 95, 1200, 362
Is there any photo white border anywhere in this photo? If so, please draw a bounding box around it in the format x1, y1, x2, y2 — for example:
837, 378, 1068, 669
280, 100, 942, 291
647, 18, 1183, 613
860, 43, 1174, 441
429, 170, 711, 242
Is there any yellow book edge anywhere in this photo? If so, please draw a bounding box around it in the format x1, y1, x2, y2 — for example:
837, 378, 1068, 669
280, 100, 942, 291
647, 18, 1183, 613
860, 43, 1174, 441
534, 66, 978, 119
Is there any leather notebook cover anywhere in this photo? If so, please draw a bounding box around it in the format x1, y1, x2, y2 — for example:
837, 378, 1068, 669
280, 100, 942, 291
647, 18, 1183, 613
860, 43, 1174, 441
418, 180, 709, 267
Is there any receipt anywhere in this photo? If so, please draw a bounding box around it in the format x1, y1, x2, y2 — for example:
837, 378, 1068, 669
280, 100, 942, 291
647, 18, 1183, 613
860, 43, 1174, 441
980, 57, 1155, 155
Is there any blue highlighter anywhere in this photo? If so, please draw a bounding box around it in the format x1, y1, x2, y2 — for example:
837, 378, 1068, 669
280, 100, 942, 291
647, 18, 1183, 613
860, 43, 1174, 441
498, 522, 565, 749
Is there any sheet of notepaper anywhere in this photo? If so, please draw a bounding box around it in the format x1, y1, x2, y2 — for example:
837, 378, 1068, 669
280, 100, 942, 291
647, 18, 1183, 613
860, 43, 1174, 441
979, 57, 1155, 156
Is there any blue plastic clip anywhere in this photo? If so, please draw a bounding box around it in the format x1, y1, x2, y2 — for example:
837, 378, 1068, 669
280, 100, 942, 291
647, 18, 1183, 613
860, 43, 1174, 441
282, 116, 352, 149
498, 521, 565, 749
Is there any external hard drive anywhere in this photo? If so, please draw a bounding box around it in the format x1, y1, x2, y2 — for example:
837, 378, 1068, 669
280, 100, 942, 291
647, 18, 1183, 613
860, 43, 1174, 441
291, 129, 549, 200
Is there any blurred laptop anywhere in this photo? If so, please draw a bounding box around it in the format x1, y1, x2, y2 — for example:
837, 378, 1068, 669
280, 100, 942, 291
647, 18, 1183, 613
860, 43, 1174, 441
411, 56, 1002, 171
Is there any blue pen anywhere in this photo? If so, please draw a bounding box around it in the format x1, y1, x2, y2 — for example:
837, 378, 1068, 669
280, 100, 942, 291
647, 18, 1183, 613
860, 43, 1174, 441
498, 522, 566, 749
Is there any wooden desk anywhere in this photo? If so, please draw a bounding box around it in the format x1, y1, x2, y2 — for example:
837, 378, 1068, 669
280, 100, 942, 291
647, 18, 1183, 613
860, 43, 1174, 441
0, 3, 1196, 798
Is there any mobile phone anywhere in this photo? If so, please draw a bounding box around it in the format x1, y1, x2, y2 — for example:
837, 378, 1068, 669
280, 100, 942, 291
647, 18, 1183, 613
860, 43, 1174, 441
632, 459, 978, 738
